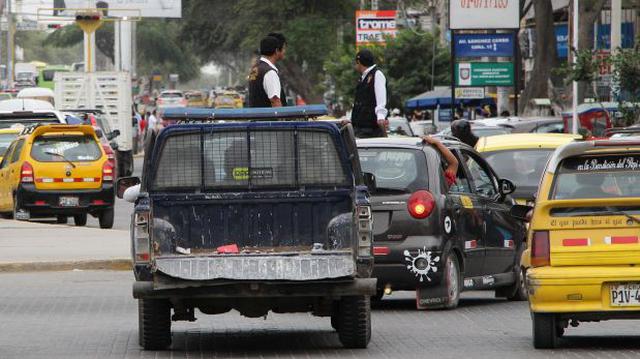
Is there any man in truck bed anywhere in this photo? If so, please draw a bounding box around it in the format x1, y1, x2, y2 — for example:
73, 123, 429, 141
117, 105, 376, 350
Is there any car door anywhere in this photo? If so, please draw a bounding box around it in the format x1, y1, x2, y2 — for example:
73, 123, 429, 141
7, 139, 25, 206
447, 149, 485, 277
462, 149, 518, 275
0, 141, 16, 210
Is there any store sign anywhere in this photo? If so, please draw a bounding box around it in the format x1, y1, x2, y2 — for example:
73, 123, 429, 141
356, 10, 397, 46
455, 87, 485, 99
456, 62, 514, 86
454, 33, 514, 57
449, 1, 519, 30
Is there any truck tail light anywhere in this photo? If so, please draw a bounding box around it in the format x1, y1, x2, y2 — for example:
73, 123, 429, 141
531, 230, 550, 267
20, 162, 34, 183
102, 161, 114, 182
133, 211, 151, 263
407, 190, 435, 219
357, 205, 372, 257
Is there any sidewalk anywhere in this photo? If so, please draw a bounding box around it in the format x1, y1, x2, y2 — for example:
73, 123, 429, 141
0, 219, 131, 272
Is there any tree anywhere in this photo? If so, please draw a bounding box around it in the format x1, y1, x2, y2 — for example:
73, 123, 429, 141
180, 0, 359, 102
576, 0, 608, 102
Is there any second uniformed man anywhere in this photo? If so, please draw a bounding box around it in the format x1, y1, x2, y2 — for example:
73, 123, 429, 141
247, 35, 287, 108
350, 49, 388, 138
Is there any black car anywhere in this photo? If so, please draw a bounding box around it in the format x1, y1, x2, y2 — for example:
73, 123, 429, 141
357, 137, 527, 310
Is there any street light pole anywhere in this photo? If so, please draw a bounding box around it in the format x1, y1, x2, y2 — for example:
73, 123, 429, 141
571, 0, 579, 134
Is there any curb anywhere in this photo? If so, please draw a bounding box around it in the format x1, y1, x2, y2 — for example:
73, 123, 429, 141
0, 259, 132, 273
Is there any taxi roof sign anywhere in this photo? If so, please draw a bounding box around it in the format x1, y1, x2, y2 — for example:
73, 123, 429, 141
161, 105, 328, 121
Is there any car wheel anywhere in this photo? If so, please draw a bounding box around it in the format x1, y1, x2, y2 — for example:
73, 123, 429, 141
56, 215, 67, 224
337, 296, 371, 349
532, 313, 558, 349
73, 213, 87, 226
12, 193, 28, 221
508, 267, 528, 301
138, 299, 172, 350
99, 208, 114, 229
444, 253, 461, 309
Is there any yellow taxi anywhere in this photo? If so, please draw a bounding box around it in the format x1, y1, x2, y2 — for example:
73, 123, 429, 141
512, 139, 640, 348
185, 91, 207, 107
0, 128, 21, 162
476, 133, 580, 204
214, 91, 243, 109
0, 125, 115, 228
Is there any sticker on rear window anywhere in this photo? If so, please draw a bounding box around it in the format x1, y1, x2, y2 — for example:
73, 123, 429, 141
564, 155, 640, 172
232, 167, 274, 180
232, 167, 249, 180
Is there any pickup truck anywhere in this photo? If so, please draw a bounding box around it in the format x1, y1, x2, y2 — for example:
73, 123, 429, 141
117, 105, 376, 350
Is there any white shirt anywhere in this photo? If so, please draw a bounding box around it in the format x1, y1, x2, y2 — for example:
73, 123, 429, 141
361, 65, 388, 120
148, 114, 158, 129
260, 57, 281, 100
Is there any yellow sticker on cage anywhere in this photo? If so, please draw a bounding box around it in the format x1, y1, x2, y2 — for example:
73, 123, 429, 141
232, 167, 249, 180
460, 195, 473, 209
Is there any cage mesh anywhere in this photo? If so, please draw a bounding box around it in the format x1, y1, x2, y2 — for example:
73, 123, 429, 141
298, 131, 347, 185
153, 133, 202, 189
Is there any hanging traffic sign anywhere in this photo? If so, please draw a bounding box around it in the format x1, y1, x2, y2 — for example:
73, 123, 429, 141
454, 33, 515, 58
455, 62, 514, 87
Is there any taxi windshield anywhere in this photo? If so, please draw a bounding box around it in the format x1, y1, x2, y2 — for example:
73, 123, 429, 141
484, 149, 552, 188
0, 133, 18, 154
31, 135, 102, 162
359, 148, 427, 193
552, 154, 640, 199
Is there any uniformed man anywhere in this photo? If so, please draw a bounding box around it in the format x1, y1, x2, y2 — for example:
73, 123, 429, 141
350, 49, 388, 138
247, 35, 286, 107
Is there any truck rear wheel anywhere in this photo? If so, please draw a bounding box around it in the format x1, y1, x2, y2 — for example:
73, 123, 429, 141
99, 208, 114, 229
532, 313, 558, 349
336, 296, 371, 349
138, 299, 172, 350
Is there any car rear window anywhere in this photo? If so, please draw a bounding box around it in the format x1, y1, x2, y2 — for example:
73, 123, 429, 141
552, 154, 640, 199
484, 149, 552, 188
30, 135, 102, 162
152, 129, 349, 190
160, 92, 183, 98
359, 148, 427, 193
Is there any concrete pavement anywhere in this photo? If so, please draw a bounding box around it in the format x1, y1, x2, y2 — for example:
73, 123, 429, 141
0, 219, 130, 272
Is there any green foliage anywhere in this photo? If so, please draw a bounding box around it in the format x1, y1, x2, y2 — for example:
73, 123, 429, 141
567, 49, 603, 83
15, 30, 82, 65
324, 30, 450, 110
611, 46, 640, 125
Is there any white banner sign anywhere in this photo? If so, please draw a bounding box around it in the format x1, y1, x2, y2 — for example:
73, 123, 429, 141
455, 87, 485, 99
450, 1, 519, 29
58, 0, 181, 18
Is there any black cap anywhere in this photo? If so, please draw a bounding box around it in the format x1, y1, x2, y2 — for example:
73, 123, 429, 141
356, 49, 375, 67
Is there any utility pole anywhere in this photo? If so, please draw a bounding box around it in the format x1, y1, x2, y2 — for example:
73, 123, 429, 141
571, 0, 579, 134
6, 0, 11, 86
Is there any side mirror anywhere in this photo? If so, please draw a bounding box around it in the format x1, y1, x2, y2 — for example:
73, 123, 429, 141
363, 172, 377, 193
107, 129, 121, 140
498, 178, 516, 196
510, 204, 533, 222
116, 176, 140, 199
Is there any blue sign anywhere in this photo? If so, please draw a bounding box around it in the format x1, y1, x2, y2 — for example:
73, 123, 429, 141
454, 33, 515, 58
555, 23, 634, 58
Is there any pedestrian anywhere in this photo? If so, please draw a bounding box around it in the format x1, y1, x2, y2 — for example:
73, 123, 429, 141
148, 110, 159, 131
350, 49, 388, 138
450, 119, 478, 147
247, 34, 286, 107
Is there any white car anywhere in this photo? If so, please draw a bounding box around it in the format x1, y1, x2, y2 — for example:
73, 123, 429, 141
0, 109, 66, 129
156, 90, 187, 109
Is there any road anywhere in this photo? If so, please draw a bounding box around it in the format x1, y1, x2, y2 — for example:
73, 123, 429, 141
1, 270, 640, 358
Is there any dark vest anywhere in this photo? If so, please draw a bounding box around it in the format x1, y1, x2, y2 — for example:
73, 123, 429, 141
248, 60, 288, 107
351, 67, 383, 128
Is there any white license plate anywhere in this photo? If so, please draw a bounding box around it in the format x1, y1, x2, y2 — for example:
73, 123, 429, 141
610, 283, 640, 306
59, 196, 79, 207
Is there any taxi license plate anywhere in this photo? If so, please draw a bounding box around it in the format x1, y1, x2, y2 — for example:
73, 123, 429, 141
610, 283, 640, 306
59, 196, 79, 207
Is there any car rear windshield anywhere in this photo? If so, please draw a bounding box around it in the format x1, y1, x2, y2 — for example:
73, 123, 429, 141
31, 135, 102, 162
359, 148, 427, 193
552, 154, 640, 199
160, 92, 183, 98
152, 129, 350, 190
387, 119, 412, 136
0, 119, 58, 129
483, 149, 552, 188
0, 133, 17, 154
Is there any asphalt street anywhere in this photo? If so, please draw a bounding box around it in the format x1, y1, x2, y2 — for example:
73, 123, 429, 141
1, 270, 640, 358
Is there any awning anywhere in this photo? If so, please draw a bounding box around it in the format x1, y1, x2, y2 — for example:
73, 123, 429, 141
405, 87, 495, 110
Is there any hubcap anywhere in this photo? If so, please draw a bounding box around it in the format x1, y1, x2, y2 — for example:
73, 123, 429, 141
448, 257, 459, 301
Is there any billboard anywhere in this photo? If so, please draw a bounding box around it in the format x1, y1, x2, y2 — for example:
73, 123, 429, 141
356, 10, 397, 46
455, 62, 514, 87
449, 1, 519, 30
454, 33, 515, 58
55, 0, 182, 18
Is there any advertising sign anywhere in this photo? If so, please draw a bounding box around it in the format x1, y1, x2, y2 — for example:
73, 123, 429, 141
56, 0, 182, 18
356, 10, 397, 46
456, 62, 514, 86
455, 87, 485, 99
555, 23, 634, 58
450, 1, 519, 29
454, 33, 515, 57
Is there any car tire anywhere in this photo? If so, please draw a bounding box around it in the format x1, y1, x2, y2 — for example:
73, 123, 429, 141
99, 208, 114, 229
12, 193, 27, 221
138, 299, 172, 350
337, 296, 371, 349
56, 215, 67, 224
506, 267, 528, 301
444, 252, 461, 309
73, 213, 87, 226
532, 313, 558, 349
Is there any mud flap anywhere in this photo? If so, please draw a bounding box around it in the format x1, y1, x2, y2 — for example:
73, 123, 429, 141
416, 284, 448, 310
